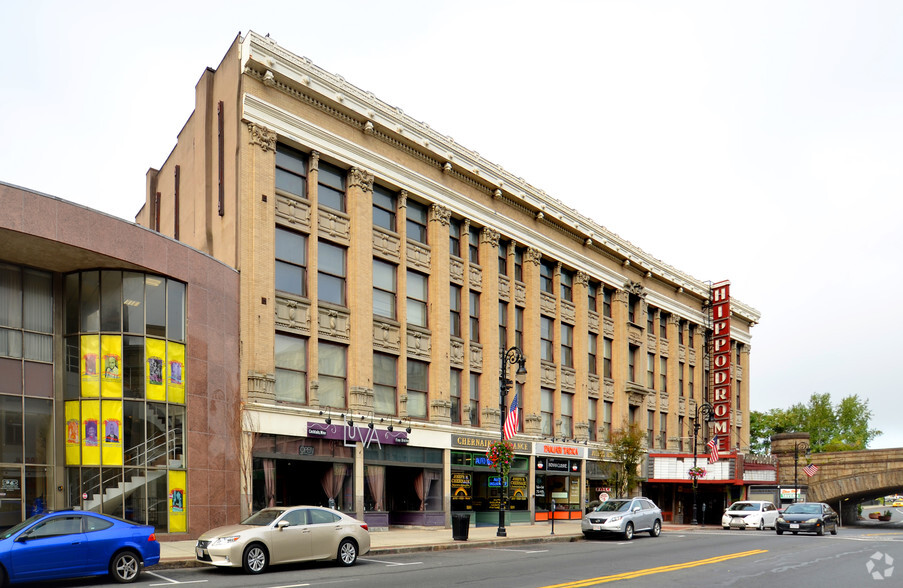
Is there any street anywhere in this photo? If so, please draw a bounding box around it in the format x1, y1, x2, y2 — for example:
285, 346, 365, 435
30, 525, 902, 588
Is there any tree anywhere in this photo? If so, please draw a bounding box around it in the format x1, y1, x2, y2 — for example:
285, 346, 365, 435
609, 423, 646, 497
749, 392, 881, 454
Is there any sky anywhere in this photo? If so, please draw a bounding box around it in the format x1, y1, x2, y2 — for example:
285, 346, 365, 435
3, 1, 901, 448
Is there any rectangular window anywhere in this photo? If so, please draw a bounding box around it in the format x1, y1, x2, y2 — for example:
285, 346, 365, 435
372, 184, 397, 232
469, 372, 480, 426
275, 227, 307, 297
647, 307, 655, 333
406, 200, 428, 244
373, 352, 397, 415
688, 367, 695, 397
468, 291, 479, 343
498, 240, 508, 275
647, 352, 655, 388
560, 323, 573, 368
659, 412, 667, 450
679, 361, 685, 397
628, 345, 638, 383
603, 337, 613, 379
469, 226, 480, 264
648, 410, 655, 449
560, 270, 573, 302
317, 161, 346, 212
499, 301, 508, 351
561, 392, 574, 438
514, 248, 524, 282
660, 356, 668, 392
660, 313, 668, 338
515, 307, 524, 350
588, 282, 597, 313
373, 259, 397, 319
449, 219, 461, 258
603, 287, 613, 319
540, 261, 554, 294
449, 284, 462, 338
318, 341, 346, 408
407, 271, 428, 327
276, 144, 308, 198
318, 241, 346, 306
603, 401, 613, 443
688, 325, 695, 347
588, 398, 597, 442
406, 360, 428, 419
275, 333, 307, 404
540, 316, 554, 361
678, 320, 686, 345
450, 369, 462, 425
588, 332, 598, 375
678, 416, 685, 452
628, 296, 638, 324
541, 388, 554, 436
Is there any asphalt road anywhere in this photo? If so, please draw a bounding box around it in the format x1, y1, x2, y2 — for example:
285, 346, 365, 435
20, 526, 903, 588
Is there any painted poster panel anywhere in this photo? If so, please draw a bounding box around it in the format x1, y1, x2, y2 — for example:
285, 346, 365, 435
146, 338, 166, 402
80, 335, 100, 397
101, 400, 123, 466
81, 400, 101, 466
168, 470, 187, 533
167, 342, 185, 404
65, 401, 80, 465
101, 335, 123, 398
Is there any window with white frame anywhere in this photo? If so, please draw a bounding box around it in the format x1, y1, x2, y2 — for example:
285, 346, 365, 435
373, 352, 397, 415
406, 359, 428, 418
275, 332, 307, 404
318, 341, 346, 408
373, 259, 396, 319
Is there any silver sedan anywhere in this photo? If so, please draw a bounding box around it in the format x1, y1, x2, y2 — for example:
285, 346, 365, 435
195, 506, 370, 574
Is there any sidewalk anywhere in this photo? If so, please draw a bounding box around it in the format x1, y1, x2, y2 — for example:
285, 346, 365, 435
157, 521, 700, 569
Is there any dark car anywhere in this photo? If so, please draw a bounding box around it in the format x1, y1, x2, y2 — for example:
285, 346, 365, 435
0, 510, 160, 585
775, 502, 839, 536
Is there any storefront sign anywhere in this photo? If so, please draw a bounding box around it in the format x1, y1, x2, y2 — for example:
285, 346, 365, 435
711, 280, 731, 452
546, 458, 571, 472
298, 446, 314, 456
306, 422, 409, 447
535, 443, 585, 458
452, 435, 531, 453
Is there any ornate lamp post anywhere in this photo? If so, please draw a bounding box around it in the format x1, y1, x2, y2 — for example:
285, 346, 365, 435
690, 401, 715, 525
793, 441, 810, 503
498, 346, 527, 537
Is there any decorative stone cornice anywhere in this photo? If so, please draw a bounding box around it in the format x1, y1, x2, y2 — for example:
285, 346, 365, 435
430, 204, 451, 226
247, 122, 276, 152
348, 167, 373, 193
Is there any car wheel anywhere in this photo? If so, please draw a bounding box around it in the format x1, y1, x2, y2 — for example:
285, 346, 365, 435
0, 566, 8, 588
649, 520, 661, 537
817, 525, 824, 536
109, 550, 141, 583
776, 529, 783, 535
758, 519, 765, 531
337, 538, 358, 566
831, 524, 838, 535
242, 543, 268, 574
623, 522, 634, 541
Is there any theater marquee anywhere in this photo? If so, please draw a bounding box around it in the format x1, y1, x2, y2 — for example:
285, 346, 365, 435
711, 280, 731, 452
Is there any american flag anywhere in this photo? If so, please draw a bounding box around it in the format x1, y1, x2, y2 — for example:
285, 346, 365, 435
503, 393, 519, 440
803, 463, 819, 477
707, 435, 720, 463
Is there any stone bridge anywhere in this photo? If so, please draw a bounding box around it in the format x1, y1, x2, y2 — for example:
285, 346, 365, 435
772, 432, 903, 521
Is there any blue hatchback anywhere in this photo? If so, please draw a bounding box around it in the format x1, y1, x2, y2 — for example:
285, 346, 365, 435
0, 510, 160, 585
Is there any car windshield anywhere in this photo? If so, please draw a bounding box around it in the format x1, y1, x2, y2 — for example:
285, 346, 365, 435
0, 513, 48, 540
728, 502, 760, 512
240, 509, 285, 526
784, 504, 821, 515
594, 500, 632, 512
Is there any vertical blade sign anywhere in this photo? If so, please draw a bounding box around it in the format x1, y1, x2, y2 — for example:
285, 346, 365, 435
711, 280, 731, 452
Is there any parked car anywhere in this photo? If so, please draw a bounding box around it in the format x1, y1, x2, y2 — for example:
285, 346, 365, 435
0, 510, 159, 585
721, 500, 780, 530
581, 497, 662, 540
892, 500, 903, 508
196, 506, 370, 574
775, 502, 839, 536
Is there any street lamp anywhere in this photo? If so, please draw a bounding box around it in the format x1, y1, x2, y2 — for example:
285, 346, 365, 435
498, 346, 527, 537
793, 441, 810, 503
690, 401, 715, 526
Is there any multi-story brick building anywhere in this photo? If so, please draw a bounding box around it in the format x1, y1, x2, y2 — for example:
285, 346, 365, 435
136, 31, 761, 528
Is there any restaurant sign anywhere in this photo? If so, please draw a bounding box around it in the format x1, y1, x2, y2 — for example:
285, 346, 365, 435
307, 422, 409, 447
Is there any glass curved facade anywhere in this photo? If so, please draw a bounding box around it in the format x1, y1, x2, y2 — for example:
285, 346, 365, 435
64, 270, 187, 532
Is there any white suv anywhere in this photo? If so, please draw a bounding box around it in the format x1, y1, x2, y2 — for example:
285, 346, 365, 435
581, 497, 663, 540
721, 500, 779, 530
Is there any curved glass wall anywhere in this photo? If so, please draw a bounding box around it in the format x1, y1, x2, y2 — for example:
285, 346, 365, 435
64, 271, 187, 533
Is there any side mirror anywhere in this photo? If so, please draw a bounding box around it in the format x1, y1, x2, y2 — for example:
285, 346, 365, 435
633, 507, 641, 513
276, 520, 290, 530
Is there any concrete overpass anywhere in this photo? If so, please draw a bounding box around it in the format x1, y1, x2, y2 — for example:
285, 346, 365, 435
772, 432, 903, 522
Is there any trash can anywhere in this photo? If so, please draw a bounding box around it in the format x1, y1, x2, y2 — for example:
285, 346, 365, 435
452, 513, 471, 541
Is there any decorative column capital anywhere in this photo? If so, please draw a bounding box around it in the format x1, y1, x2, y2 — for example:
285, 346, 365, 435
576, 270, 590, 287
310, 150, 320, 169
430, 203, 451, 226
247, 122, 276, 152
348, 167, 374, 193
526, 247, 542, 266
481, 227, 500, 248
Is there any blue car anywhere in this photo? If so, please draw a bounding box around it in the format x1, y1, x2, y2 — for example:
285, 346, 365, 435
0, 510, 160, 585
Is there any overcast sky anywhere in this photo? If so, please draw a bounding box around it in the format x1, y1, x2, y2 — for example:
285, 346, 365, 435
3, 2, 901, 448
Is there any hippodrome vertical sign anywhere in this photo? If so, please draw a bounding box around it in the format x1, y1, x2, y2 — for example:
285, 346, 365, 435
711, 280, 731, 451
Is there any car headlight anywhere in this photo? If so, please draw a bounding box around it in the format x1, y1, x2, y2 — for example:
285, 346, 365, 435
210, 535, 241, 546
608, 515, 623, 523
776, 517, 785, 523
805, 518, 820, 524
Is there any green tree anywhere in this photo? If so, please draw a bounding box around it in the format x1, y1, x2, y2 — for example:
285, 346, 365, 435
749, 392, 881, 454
609, 423, 646, 497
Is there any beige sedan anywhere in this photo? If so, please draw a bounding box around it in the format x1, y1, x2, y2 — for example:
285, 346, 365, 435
195, 506, 370, 574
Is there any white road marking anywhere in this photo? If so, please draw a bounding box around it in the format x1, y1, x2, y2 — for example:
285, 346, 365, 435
479, 548, 550, 553
359, 558, 424, 566
146, 569, 209, 585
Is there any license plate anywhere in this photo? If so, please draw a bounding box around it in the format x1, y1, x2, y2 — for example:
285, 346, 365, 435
789, 524, 800, 529
593, 524, 602, 531
196, 548, 206, 557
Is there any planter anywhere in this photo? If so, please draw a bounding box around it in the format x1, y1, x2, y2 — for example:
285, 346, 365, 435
879, 515, 892, 522
869, 512, 881, 519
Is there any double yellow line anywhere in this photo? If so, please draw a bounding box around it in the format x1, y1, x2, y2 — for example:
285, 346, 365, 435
540, 549, 768, 587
